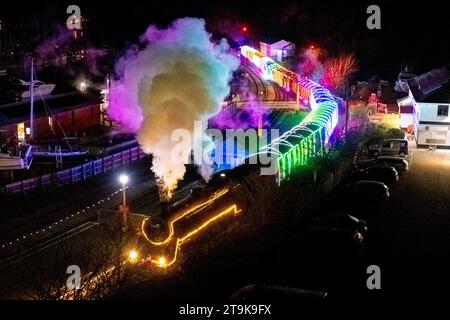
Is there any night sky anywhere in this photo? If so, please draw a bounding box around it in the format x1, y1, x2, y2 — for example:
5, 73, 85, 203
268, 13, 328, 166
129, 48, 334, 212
1, 0, 449, 80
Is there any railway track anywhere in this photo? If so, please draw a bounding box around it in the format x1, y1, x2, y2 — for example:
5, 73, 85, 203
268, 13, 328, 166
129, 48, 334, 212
241, 59, 290, 106
241, 62, 267, 102
0, 222, 98, 268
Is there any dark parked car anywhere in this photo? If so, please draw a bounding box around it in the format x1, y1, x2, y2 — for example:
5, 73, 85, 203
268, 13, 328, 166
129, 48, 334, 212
376, 156, 409, 173
353, 158, 377, 170
331, 181, 390, 219
349, 166, 399, 185
314, 214, 368, 237
346, 180, 390, 200
305, 226, 365, 256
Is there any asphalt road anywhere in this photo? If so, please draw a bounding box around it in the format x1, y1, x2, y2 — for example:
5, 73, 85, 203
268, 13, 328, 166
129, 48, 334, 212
368, 148, 450, 297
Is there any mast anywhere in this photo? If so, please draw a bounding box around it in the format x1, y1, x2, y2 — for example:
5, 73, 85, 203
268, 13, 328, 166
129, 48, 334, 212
30, 58, 34, 142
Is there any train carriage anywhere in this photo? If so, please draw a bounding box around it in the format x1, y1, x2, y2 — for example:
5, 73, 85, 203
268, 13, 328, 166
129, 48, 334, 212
240, 45, 339, 182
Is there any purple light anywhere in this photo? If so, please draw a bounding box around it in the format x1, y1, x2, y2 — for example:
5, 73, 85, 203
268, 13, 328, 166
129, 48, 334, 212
107, 84, 143, 133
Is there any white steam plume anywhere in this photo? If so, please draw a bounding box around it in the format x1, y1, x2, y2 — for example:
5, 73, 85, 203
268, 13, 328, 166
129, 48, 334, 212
108, 18, 239, 198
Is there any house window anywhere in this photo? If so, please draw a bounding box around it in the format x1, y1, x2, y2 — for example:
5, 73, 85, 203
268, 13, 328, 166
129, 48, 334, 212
437, 105, 449, 116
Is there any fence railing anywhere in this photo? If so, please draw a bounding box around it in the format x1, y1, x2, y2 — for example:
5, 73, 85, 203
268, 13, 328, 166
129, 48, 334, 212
0, 146, 146, 197
0, 189, 123, 260
81, 139, 139, 156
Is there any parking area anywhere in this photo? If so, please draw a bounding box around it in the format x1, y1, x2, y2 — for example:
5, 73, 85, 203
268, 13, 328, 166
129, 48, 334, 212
368, 147, 450, 297
306, 138, 450, 298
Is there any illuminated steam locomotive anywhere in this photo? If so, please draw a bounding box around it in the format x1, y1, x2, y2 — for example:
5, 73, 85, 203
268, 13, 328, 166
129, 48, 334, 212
141, 170, 243, 268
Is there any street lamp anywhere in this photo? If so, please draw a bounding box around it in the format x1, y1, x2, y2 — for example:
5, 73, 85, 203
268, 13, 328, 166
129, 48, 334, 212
158, 256, 166, 267
119, 174, 129, 206
128, 249, 138, 263
79, 81, 87, 92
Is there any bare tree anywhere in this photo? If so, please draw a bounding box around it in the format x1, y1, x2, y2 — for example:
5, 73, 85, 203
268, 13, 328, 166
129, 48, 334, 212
321, 53, 359, 95
0, 222, 141, 300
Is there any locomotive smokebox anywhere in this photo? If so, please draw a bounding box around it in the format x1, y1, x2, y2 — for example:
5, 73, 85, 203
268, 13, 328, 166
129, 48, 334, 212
160, 201, 171, 218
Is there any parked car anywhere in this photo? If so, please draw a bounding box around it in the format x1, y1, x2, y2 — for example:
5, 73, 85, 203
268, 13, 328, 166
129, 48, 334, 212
305, 226, 365, 256
353, 158, 377, 170
343, 180, 390, 200
369, 139, 408, 157
376, 156, 409, 173
349, 166, 399, 185
314, 214, 368, 237
332, 181, 389, 219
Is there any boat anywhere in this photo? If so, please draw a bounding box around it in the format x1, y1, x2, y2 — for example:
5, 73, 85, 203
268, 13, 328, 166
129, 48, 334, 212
0, 75, 34, 171
13, 79, 56, 99
1, 60, 90, 170
0, 61, 40, 171
0, 144, 33, 170
1, 69, 55, 102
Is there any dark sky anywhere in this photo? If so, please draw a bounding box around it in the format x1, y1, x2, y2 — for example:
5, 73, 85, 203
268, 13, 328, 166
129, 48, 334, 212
1, 0, 449, 80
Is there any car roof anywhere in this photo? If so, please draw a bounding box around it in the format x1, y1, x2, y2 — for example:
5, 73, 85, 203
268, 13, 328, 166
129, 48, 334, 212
365, 165, 396, 172
335, 214, 360, 222
355, 180, 388, 187
308, 226, 358, 234
377, 156, 408, 162
358, 159, 376, 163
318, 214, 358, 222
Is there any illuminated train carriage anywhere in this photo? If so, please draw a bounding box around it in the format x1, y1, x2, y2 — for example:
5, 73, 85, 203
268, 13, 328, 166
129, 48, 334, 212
252, 51, 264, 67
256, 122, 325, 183
260, 57, 278, 80
241, 46, 313, 109
240, 45, 339, 182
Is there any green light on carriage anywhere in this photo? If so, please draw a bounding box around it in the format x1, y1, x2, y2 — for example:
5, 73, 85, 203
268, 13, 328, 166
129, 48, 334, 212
286, 152, 291, 176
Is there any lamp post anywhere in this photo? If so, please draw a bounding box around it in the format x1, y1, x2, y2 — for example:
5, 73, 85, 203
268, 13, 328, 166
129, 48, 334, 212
79, 81, 87, 92
118, 174, 129, 231
119, 174, 129, 206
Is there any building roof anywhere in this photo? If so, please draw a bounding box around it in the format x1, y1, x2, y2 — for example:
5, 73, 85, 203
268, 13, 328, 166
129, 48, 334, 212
260, 39, 295, 50
270, 40, 295, 50
0, 92, 101, 126
407, 65, 450, 103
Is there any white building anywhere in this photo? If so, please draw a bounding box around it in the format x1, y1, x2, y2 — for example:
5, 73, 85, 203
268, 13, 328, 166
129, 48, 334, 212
259, 40, 295, 62
406, 65, 450, 147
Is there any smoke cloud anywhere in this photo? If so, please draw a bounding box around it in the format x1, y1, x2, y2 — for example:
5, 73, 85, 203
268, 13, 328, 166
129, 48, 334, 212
23, 25, 107, 77
108, 17, 240, 197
